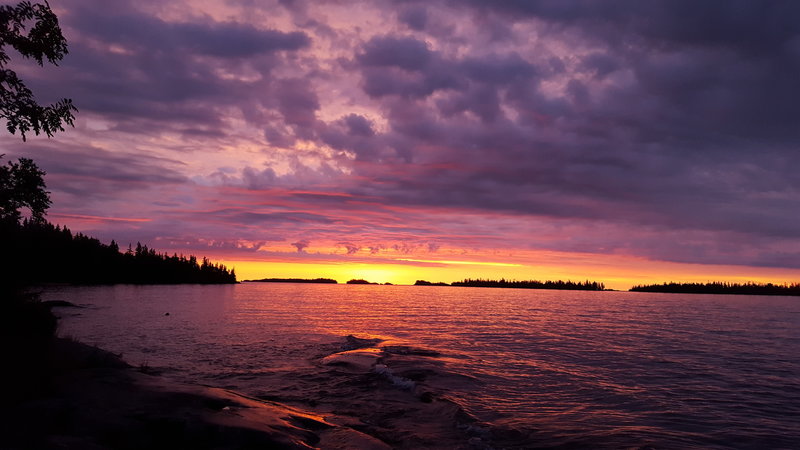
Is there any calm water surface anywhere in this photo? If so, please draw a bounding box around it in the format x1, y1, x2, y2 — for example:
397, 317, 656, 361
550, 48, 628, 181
42, 283, 800, 448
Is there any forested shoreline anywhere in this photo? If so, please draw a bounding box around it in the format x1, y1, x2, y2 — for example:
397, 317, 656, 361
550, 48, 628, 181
1, 220, 237, 285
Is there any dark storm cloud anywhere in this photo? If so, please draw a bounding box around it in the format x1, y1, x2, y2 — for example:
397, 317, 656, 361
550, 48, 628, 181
577, 53, 619, 80
398, 7, 428, 31
358, 35, 433, 71
68, 3, 309, 57
459, 53, 537, 85
356, 35, 465, 99
467, 0, 800, 143
342, 114, 375, 137
360, 65, 463, 99
4, 141, 186, 198
318, 114, 389, 161
464, 0, 800, 47
274, 78, 320, 134
15, 0, 312, 138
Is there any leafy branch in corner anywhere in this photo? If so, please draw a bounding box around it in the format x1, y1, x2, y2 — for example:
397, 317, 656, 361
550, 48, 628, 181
1, 1, 77, 140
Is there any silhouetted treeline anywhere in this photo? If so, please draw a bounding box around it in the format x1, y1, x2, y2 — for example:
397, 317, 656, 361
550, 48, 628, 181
247, 278, 337, 284
346, 279, 378, 285
451, 278, 606, 291
1, 220, 236, 285
630, 281, 800, 296
414, 280, 449, 286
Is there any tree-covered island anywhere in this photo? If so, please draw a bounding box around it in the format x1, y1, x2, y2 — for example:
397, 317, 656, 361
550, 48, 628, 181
246, 278, 337, 284
630, 281, 800, 296
414, 278, 606, 290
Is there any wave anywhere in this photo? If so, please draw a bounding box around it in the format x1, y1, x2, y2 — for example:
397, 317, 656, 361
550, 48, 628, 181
309, 334, 543, 449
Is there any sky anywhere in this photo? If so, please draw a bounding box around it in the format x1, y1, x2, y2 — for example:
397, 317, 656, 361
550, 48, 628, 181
4, 0, 800, 288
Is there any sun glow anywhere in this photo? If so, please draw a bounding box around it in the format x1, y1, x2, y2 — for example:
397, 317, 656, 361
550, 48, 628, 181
220, 260, 437, 285
213, 253, 800, 291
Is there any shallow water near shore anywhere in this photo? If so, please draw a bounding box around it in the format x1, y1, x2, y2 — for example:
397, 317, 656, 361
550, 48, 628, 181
41, 283, 800, 448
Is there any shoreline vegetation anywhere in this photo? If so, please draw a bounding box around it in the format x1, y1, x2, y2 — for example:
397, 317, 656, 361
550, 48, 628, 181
2, 219, 236, 285
630, 281, 800, 296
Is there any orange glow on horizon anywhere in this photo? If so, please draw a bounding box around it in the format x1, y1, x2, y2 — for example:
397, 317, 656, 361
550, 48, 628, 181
212, 252, 800, 291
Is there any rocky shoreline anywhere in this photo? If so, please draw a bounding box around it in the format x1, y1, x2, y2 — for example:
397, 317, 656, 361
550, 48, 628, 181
4, 337, 390, 449
1, 297, 489, 449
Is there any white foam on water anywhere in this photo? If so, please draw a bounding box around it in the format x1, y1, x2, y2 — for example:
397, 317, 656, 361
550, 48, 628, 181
373, 363, 416, 390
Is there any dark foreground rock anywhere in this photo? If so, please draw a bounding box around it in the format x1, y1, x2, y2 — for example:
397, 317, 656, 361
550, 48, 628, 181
2, 338, 389, 450
41, 300, 83, 308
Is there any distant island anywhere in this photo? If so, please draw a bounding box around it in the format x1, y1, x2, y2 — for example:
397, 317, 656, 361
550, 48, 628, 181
346, 279, 379, 285
415, 278, 606, 291
2, 219, 236, 285
630, 281, 800, 296
247, 278, 337, 284
414, 280, 450, 286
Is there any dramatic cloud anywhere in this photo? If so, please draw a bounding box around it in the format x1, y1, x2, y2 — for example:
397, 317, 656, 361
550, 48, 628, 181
4, 0, 800, 284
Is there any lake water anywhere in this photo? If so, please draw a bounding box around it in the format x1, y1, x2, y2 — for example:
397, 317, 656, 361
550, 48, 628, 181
41, 283, 800, 449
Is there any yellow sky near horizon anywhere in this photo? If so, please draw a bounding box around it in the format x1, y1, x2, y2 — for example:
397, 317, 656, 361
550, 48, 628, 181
217, 254, 800, 291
